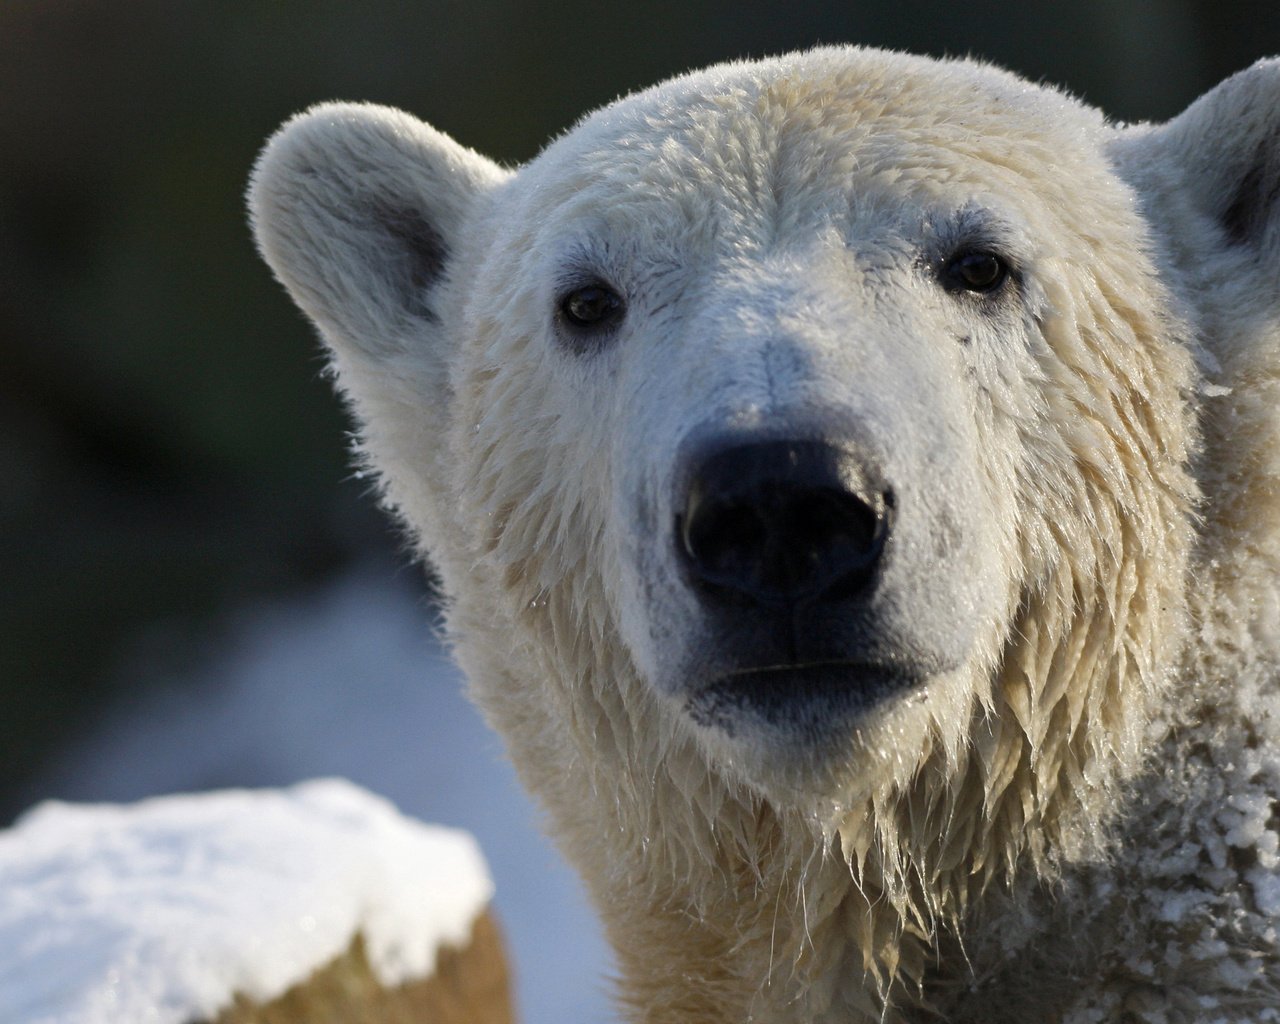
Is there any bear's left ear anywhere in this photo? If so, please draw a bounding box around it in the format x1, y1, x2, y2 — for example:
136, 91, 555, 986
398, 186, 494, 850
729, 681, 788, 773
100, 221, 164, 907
1115, 58, 1280, 267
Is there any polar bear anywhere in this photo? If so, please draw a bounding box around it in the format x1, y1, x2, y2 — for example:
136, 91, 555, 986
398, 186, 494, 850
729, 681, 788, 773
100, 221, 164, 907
249, 48, 1280, 1023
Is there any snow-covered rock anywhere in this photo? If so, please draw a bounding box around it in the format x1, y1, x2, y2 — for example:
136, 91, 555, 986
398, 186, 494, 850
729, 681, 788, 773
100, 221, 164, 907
0, 779, 503, 1024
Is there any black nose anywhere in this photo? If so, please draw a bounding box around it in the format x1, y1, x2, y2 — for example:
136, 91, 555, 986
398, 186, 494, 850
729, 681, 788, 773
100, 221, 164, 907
677, 441, 892, 608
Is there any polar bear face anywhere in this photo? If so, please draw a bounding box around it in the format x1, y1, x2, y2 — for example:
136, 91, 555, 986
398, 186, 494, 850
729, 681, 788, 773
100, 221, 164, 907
250, 46, 1280, 1020
252, 49, 1196, 813
467, 67, 1083, 799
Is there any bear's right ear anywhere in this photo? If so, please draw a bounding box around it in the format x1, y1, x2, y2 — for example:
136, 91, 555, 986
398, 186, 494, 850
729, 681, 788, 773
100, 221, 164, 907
249, 101, 507, 367
249, 104, 508, 548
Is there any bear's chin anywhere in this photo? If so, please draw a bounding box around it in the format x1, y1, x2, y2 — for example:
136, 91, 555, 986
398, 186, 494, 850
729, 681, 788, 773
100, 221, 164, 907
682, 661, 925, 738
674, 659, 961, 808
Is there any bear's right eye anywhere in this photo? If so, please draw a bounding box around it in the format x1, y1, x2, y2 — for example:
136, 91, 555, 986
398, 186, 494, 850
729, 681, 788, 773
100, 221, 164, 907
941, 250, 1010, 295
559, 283, 625, 331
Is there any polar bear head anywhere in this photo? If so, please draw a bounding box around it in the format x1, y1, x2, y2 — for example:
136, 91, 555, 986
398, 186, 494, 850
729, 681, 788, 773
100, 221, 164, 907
250, 47, 1279, 1021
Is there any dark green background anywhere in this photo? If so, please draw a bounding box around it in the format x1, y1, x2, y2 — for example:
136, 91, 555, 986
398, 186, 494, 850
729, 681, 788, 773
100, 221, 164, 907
3, 0, 1277, 818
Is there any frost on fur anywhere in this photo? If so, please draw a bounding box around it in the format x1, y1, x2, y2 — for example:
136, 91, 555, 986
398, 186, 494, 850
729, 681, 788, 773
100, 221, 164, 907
251, 49, 1280, 1023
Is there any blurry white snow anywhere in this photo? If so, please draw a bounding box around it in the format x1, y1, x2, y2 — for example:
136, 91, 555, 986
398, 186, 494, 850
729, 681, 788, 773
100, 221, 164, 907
0, 779, 491, 1024
22, 565, 616, 1024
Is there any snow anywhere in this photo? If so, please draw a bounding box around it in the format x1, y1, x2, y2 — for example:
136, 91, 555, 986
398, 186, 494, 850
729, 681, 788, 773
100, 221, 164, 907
19, 565, 616, 1024
0, 779, 491, 1024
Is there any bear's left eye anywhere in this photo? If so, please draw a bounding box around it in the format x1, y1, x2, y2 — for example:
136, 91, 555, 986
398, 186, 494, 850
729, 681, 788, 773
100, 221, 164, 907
560, 283, 625, 330
941, 250, 1009, 294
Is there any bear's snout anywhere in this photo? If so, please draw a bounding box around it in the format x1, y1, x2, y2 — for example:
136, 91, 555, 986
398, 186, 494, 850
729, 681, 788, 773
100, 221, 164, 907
661, 431, 956, 735
676, 440, 893, 611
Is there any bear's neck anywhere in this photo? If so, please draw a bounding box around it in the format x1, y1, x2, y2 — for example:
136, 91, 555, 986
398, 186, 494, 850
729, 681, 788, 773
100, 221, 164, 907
588, 730, 1065, 1023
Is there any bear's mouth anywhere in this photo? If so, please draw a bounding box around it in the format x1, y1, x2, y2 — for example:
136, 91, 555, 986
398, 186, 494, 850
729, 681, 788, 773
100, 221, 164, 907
682, 660, 924, 737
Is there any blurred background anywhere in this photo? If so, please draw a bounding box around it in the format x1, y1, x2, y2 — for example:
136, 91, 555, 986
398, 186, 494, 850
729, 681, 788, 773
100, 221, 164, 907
3, 2, 1278, 1022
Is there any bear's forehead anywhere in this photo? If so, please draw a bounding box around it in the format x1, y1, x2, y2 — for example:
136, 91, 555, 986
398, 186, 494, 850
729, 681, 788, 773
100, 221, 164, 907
523, 47, 1109, 227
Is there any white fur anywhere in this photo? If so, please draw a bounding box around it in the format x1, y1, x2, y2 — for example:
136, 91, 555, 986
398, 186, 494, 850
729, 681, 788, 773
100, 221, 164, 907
249, 48, 1280, 1022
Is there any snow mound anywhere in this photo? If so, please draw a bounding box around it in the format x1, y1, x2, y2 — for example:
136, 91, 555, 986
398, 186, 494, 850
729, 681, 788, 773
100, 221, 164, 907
0, 778, 493, 1024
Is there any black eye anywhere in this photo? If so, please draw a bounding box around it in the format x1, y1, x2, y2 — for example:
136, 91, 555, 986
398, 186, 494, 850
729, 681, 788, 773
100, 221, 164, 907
942, 250, 1009, 294
560, 283, 624, 329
